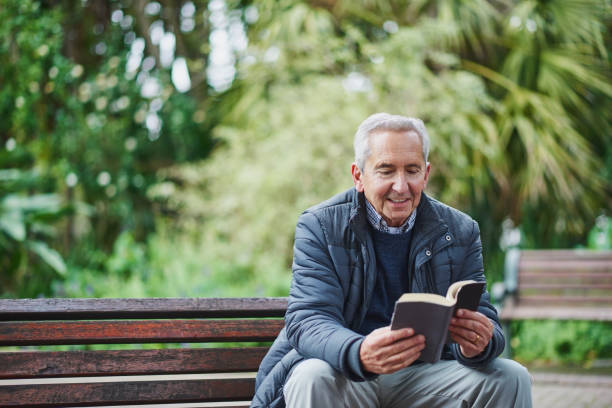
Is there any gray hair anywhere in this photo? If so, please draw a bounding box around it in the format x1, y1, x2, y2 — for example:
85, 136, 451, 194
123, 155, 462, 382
353, 112, 430, 171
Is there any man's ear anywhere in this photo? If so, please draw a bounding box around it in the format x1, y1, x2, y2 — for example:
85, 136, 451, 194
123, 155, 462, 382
352, 163, 364, 192
423, 162, 431, 187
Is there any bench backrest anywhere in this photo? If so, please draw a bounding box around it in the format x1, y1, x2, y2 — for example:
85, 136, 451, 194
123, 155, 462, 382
501, 249, 612, 320
0, 297, 287, 407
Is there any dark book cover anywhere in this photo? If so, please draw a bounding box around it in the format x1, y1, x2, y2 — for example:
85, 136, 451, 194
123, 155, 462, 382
454, 281, 485, 311
390, 300, 453, 363
389, 281, 485, 363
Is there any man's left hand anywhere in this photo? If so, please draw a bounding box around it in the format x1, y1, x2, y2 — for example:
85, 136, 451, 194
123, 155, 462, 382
448, 309, 494, 358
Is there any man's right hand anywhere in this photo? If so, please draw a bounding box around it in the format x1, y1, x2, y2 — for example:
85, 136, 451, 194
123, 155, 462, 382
359, 326, 425, 374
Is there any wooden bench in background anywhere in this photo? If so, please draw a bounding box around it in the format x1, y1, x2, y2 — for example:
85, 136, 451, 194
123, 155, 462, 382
0, 297, 287, 407
499, 249, 612, 322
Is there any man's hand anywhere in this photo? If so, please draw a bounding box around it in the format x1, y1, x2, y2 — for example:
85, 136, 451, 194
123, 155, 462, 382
448, 309, 494, 358
359, 326, 425, 374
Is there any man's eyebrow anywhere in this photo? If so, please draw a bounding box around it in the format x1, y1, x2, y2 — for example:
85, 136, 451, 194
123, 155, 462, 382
374, 162, 394, 169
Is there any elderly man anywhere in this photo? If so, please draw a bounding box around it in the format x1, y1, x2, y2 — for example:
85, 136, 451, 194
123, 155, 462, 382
251, 113, 532, 407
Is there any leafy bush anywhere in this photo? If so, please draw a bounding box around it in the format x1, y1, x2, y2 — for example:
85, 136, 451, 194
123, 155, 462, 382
52, 227, 289, 299
1, 0, 216, 297
0, 147, 69, 297
510, 320, 612, 367
2, 0, 609, 305
586, 215, 612, 250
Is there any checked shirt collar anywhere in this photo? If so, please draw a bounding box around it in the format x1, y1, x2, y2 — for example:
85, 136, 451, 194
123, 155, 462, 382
365, 199, 417, 235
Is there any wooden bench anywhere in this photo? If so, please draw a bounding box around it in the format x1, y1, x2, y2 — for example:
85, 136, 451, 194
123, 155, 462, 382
499, 249, 612, 321
0, 297, 287, 407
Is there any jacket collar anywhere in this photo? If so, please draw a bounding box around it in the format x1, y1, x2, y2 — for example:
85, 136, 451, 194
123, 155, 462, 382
348, 188, 370, 243
349, 188, 448, 242
412, 192, 449, 243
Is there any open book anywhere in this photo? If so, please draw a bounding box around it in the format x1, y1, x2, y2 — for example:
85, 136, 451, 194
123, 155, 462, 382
389, 280, 485, 363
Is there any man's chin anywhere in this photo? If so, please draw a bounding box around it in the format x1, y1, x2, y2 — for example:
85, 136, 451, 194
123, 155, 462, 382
386, 211, 413, 227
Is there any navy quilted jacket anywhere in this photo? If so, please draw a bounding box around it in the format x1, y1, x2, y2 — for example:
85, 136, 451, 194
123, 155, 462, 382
250, 188, 505, 407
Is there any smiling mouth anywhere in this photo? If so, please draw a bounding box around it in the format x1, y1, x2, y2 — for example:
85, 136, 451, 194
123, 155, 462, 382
388, 198, 410, 204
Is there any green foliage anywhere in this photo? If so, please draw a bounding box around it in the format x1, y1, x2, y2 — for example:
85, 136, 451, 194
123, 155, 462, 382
1, 0, 610, 339
1, 0, 216, 297
151, 77, 370, 293
153, 32, 505, 286
53, 228, 288, 299
0, 146, 68, 297
153, 0, 610, 289
510, 320, 612, 367
586, 215, 612, 250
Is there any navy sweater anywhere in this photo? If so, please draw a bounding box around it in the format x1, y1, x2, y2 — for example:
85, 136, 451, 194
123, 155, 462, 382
358, 227, 412, 335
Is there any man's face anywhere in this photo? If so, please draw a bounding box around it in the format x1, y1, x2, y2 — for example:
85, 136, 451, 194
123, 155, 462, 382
352, 130, 430, 227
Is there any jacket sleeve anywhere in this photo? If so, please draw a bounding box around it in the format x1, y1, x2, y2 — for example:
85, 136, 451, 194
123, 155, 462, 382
450, 220, 506, 367
284, 211, 372, 381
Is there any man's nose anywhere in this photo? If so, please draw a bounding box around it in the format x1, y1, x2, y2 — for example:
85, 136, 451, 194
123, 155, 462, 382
392, 172, 409, 193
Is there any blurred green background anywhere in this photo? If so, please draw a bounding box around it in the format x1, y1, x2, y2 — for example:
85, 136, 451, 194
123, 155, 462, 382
1, 0, 610, 367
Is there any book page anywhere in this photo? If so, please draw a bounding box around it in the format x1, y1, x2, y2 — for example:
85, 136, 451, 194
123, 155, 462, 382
397, 292, 454, 306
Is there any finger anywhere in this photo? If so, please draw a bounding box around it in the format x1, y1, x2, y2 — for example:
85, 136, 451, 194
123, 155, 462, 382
379, 353, 422, 374
450, 316, 490, 336
381, 334, 425, 357
377, 341, 426, 374
451, 314, 495, 344
385, 338, 426, 364
449, 324, 488, 345
372, 327, 415, 347
455, 309, 479, 319
450, 327, 490, 358
455, 309, 488, 324
455, 310, 494, 330
360, 329, 418, 371
448, 326, 490, 350
471, 313, 494, 332
448, 329, 475, 346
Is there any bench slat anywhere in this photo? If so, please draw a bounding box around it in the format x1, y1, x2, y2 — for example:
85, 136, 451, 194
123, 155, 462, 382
0, 347, 269, 379
0, 319, 284, 346
0, 298, 288, 321
515, 295, 612, 305
0, 378, 255, 407
518, 250, 612, 260
519, 259, 612, 271
519, 271, 612, 281
518, 283, 612, 290
499, 306, 612, 321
